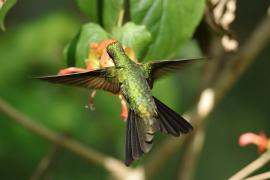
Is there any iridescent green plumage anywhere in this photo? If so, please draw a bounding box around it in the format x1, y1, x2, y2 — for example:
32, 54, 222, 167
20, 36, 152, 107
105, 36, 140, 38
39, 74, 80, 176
37, 42, 204, 165
108, 43, 158, 158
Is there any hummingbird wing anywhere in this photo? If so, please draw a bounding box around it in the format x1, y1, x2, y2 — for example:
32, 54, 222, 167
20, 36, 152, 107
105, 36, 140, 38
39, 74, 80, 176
35, 67, 120, 94
142, 58, 205, 86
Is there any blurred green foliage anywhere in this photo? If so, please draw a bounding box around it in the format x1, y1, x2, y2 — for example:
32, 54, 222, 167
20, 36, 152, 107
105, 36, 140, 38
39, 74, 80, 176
0, 0, 16, 30
0, 0, 269, 180
68, 0, 204, 67
0, 11, 124, 179
112, 22, 152, 60
69, 23, 109, 67
130, 0, 205, 60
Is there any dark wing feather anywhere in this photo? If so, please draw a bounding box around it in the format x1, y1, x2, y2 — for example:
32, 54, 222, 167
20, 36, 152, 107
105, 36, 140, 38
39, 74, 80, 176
154, 97, 193, 136
35, 67, 120, 94
143, 58, 205, 81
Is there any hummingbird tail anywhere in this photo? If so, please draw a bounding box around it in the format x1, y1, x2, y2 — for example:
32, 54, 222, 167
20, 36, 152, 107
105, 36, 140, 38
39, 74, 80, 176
125, 110, 154, 166
153, 96, 193, 136
124, 97, 192, 166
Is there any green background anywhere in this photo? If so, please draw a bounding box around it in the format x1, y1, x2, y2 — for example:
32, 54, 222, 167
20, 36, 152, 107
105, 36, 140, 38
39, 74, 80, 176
0, 0, 269, 179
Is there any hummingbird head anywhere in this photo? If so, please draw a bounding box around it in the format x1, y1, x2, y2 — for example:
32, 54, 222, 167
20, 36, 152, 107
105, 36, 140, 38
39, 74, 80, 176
107, 41, 126, 67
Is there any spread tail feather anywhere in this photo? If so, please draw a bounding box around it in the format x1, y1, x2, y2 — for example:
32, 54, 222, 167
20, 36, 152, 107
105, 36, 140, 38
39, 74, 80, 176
125, 97, 193, 165
125, 110, 154, 166
154, 97, 193, 136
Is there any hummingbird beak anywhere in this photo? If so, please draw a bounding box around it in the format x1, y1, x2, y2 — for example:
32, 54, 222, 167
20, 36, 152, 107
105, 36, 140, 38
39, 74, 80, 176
107, 50, 114, 60
107, 50, 117, 66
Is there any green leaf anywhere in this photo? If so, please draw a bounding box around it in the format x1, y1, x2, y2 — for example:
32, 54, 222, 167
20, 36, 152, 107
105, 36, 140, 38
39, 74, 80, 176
0, 0, 17, 30
64, 30, 81, 67
130, 0, 205, 60
103, 0, 124, 32
76, 0, 99, 23
64, 23, 109, 67
112, 22, 152, 60
76, 0, 124, 32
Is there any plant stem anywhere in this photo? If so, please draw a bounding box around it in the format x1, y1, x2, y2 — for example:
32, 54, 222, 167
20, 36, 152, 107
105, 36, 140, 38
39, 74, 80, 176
144, 11, 270, 179
244, 171, 270, 180
0, 98, 131, 179
177, 128, 206, 180
30, 143, 60, 180
229, 151, 270, 180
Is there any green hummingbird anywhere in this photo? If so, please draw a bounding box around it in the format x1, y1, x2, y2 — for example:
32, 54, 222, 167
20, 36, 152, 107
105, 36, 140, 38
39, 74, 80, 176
37, 41, 203, 165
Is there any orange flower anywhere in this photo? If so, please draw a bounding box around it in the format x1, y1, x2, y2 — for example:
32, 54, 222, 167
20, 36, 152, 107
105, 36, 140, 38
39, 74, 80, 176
58, 39, 136, 121
86, 39, 137, 70
239, 132, 269, 152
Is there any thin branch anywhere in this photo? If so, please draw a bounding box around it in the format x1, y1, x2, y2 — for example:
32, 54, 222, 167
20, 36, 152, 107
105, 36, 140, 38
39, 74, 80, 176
229, 151, 270, 180
30, 143, 60, 180
212, 11, 270, 102
117, 9, 125, 27
144, 136, 186, 179
0, 98, 133, 180
144, 11, 270, 179
179, 10, 270, 180
244, 171, 270, 180
177, 10, 270, 180
177, 127, 206, 180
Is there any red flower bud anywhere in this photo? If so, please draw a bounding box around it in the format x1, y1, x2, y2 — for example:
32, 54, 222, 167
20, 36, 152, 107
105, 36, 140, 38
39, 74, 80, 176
239, 132, 268, 152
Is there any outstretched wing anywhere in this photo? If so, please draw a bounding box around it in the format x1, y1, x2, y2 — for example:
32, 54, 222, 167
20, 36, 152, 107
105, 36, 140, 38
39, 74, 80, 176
35, 67, 120, 94
142, 58, 205, 82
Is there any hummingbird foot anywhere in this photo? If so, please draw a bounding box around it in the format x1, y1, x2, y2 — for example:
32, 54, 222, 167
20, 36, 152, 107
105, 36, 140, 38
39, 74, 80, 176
89, 90, 97, 111
119, 94, 128, 121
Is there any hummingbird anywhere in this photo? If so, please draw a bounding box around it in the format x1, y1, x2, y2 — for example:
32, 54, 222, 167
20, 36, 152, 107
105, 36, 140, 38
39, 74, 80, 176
37, 41, 203, 165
